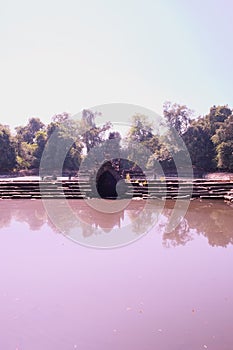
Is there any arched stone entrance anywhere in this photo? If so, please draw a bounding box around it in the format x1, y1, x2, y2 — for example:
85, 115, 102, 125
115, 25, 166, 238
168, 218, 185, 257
96, 161, 121, 199
95, 159, 148, 199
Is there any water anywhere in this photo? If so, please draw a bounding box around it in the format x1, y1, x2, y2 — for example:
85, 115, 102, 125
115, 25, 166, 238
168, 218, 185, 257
0, 199, 232, 350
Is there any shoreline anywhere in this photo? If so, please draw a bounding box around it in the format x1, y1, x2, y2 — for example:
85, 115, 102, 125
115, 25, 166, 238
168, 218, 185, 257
1, 171, 233, 181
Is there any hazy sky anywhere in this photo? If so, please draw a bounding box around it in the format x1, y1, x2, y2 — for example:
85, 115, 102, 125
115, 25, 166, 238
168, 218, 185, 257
1, 0, 233, 129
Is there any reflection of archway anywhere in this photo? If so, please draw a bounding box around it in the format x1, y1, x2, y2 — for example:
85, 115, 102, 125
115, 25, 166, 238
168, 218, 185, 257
70, 199, 146, 236
80, 208, 124, 234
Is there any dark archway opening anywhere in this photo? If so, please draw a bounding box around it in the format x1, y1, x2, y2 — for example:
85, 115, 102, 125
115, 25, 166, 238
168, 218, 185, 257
97, 170, 118, 199
96, 159, 148, 199
96, 161, 121, 199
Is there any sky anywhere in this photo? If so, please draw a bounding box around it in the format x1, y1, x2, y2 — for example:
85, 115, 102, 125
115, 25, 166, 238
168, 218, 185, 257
1, 0, 233, 129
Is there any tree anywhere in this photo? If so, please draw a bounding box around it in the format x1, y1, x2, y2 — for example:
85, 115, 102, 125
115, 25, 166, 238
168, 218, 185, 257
15, 117, 45, 144
163, 101, 192, 136
32, 131, 48, 168
15, 117, 45, 170
104, 131, 122, 159
181, 105, 233, 172
52, 112, 70, 124
211, 111, 233, 170
80, 109, 111, 153
207, 105, 231, 136
182, 121, 216, 172
215, 141, 233, 171
0, 125, 16, 172
127, 114, 161, 152
126, 114, 162, 161
16, 142, 37, 170
127, 114, 154, 144
42, 114, 83, 174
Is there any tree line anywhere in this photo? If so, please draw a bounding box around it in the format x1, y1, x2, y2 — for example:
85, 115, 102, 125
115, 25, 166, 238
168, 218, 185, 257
0, 103, 233, 176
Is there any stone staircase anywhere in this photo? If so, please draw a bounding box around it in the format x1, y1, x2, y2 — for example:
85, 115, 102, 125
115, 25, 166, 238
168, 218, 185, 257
224, 189, 233, 202
121, 179, 233, 200
0, 178, 232, 200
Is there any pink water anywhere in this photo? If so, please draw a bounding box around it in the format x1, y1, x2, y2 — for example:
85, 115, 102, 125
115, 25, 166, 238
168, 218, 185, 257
0, 199, 232, 350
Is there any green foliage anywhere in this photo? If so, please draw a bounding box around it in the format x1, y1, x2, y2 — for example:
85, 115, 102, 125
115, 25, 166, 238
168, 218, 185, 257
183, 122, 216, 171
163, 101, 192, 136
126, 114, 162, 168
81, 110, 111, 153
127, 114, 154, 144
40, 115, 84, 174
17, 142, 37, 169
15, 117, 45, 144
0, 103, 233, 175
33, 131, 48, 168
211, 112, 233, 170
215, 142, 233, 171
0, 125, 16, 172
15, 117, 45, 170
207, 105, 231, 136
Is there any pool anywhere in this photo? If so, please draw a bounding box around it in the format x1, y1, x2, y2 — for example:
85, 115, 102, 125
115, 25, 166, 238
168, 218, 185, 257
0, 199, 232, 350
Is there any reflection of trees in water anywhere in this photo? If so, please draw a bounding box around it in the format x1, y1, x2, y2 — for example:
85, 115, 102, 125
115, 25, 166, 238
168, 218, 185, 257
161, 201, 233, 248
188, 205, 233, 248
0, 200, 232, 248
45, 200, 82, 235
162, 218, 194, 248
14, 206, 46, 231
0, 202, 12, 228
79, 222, 95, 238
0, 200, 46, 231
128, 207, 156, 235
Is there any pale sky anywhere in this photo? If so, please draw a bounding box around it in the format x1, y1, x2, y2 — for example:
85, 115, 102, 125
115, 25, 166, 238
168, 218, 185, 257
1, 0, 233, 129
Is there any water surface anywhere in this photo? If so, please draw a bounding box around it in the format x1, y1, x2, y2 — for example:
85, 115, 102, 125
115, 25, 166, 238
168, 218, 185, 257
0, 199, 232, 350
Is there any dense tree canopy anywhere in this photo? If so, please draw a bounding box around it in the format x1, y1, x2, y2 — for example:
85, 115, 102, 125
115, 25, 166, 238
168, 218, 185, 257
182, 120, 216, 171
0, 125, 16, 172
0, 103, 232, 175
163, 101, 192, 136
